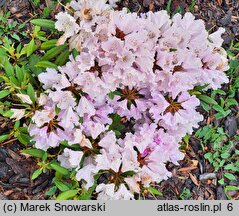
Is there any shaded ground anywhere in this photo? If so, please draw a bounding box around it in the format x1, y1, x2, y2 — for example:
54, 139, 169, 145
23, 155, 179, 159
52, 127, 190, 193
0, 0, 238, 200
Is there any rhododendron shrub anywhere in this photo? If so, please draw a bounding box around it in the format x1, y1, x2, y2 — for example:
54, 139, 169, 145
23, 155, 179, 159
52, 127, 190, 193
29, 0, 229, 200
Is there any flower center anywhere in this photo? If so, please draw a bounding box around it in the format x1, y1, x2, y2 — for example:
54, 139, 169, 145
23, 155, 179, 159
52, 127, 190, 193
115, 27, 126, 40
137, 153, 149, 168
117, 87, 143, 109
172, 65, 184, 74
121, 87, 140, 101
42, 119, 63, 133
165, 96, 183, 114
81, 8, 93, 21
88, 61, 102, 77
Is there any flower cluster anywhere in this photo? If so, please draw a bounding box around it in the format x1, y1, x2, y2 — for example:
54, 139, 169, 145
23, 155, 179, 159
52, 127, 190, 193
28, 0, 229, 199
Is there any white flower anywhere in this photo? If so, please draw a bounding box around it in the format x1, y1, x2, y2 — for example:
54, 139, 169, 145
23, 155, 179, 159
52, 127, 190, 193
32, 109, 55, 127
95, 183, 115, 200
58, 148, 83, 169
58, 107, 79, 129
121, 147, 139, 173
114, 184, 134, 200
10, 109, 25, 120
38, 68, 61, 89
209, 27, 225, 48
76, 96, 96, 117
125, 175, 141, 193
76, 164, 98, 189
49, 90, 76, 109
96, 183, 134, 200
16, 94, 32, 105
98, 131, 116, 149
84, 121, 107, 139
70, 0, 111, 19
38, 93, 48, 106
67, 129, 92, 148
55, 12, 80, 39
108, 0, 118, 7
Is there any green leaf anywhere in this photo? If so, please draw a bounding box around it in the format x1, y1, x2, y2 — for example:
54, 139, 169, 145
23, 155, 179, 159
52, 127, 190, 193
224, 173, 237, 181
55, 50, 70, 66
225, 98, 238, 109
56, 190, 78, 200
22, 148, 45, 158
42, 45, 67, 61
213, 104, 225, 114
197, 95, 218, 105
45, 186, 57, 196
54, 179, 70, 192
200, 101, 211, 112
204, 152, 213, 162
4, 60, 14, 77
224, 164, 239, 172
26, 54, 43, 75
41, 39, 57, 50
14, 120, 20, 129
0, 134, 10, 142
35, 61, 58, 69
72, 49, 79, 59
221, 151, 230, 159
225, 185, 239, 191
148, 186, 163, 196
121, 171, 136, 177
42, 152, 48, 161
218, 179, 224, 185
32, 168, 43, 180
2, 110, 13, 118
30, 19, 55, 30
108, 92, 115, 100
0, 90, 10, 99
17, 133, 31, 145
15, 65, 24, 83
26, 39, 37, 57
27, 83, 35, 104
49, 162, 69, 176
214, 110, 231, 119
11, 33, 20, 41
166, 0, 172, 14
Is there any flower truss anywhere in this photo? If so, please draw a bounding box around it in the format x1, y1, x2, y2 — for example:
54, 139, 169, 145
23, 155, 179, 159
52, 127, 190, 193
27, 0, 229, 199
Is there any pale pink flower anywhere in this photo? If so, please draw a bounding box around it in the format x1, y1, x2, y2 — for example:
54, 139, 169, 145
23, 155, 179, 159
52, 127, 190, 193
76, 164, 98, 189
38, 68, 61, 89
32, 109, 55, 127
49, 90, 76, 109
76, 96, 96, 117
10, 109, 25, 120
55, 12, 79, 39
16, 94, 32, 105
58, 148, 83, 169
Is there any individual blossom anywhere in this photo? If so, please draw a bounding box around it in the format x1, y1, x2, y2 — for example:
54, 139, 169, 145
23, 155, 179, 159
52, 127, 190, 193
58, 107, 79, 129
58, 148, 83, 169
38, 68, 61, 90
10, 109, 25, 121
108, 87, 151, 119
32, 108, 55, 127
49, 90, 76, 109
208, 27, 225, 48
16, 94, 33, 105
76, 164, 98, 189
158, 92, 203, 137
55, 12, 80, 44
76, 96, 96, 118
